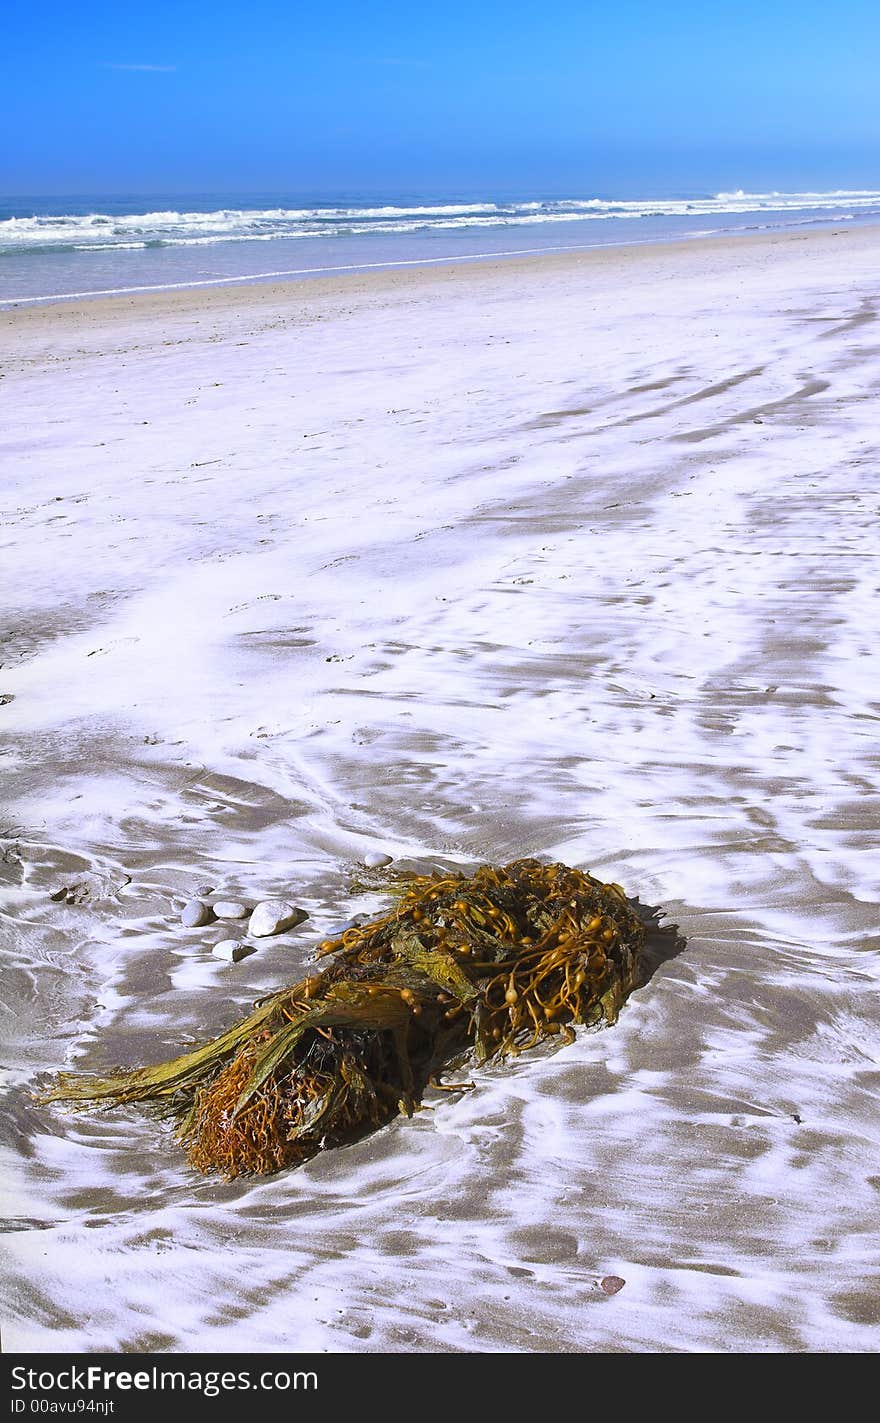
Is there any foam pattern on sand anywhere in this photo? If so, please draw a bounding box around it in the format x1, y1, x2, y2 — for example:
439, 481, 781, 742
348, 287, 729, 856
1, 232, 879, 1351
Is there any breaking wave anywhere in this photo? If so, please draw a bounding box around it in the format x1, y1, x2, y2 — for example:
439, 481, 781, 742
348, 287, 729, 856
3, 190, 879, 256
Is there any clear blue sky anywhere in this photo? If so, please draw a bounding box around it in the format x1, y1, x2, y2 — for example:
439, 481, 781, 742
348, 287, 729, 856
4, 0, 879, 195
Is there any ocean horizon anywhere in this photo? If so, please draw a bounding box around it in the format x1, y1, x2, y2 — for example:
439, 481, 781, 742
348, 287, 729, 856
3, 185, 879, 306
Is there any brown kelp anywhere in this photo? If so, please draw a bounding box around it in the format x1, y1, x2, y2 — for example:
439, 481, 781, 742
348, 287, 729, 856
40, 858, 645, 1178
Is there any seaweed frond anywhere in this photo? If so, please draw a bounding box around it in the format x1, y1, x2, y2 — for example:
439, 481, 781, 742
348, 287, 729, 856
39, 858, 645, 1178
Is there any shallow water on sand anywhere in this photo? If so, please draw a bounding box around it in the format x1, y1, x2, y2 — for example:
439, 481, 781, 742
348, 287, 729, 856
4, 190, 880, 306
2, 233, 879, 1351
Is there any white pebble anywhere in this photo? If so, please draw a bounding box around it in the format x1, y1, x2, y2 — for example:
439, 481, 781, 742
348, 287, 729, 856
211, 939, 254, 963
363, 852, 393, 869
212, 900, 249, 920
181, 899, 214, 928
324, 914, 371, 937
248, 900, 308, 937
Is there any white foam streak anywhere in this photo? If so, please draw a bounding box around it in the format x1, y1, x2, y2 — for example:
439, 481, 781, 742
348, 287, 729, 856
3, 189, 879, 256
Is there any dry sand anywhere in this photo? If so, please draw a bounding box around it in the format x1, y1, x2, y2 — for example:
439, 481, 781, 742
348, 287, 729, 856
1, 226, 879, 1352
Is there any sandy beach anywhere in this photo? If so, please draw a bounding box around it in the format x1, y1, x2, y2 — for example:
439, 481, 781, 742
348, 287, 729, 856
1, 225, 879, 1352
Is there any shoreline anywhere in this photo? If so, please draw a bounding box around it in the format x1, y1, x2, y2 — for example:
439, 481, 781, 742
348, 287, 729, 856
3, 221, 878, 334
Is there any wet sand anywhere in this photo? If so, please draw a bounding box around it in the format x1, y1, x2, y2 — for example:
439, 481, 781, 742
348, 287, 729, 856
1, 226, 879, 1352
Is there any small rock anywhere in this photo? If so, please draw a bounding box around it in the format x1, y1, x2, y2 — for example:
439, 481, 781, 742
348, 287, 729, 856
600, 1275, 626, 1296
212, 900, 249, 920
181, 899, 214, 928
211, 939, 254, 963
324, 913, 371, 938
362, 851, 393, 868
51, 873, 122, 906
248, 900, 309, 937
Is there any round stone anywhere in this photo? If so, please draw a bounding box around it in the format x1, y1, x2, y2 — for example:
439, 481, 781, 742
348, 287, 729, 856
181, 899, 214, 928
600, 1275, 626, 1296
330, 913, 371, 935
248, 900, 309, 937
362, 852, 393, 869
212, 900, 249, 920
211, 940, 254, 963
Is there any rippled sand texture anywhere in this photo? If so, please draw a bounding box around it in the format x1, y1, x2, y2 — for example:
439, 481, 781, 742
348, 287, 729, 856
2, 228, 879, 1353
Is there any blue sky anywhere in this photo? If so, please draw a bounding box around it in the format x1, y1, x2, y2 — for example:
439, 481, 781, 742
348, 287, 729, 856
4, 0, 879, 194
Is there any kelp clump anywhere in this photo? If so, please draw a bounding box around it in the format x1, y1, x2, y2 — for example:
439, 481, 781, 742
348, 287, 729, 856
42, 858, 645, 1178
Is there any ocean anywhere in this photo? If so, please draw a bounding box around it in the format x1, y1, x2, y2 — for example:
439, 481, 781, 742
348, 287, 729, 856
2, 187, 880, 305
